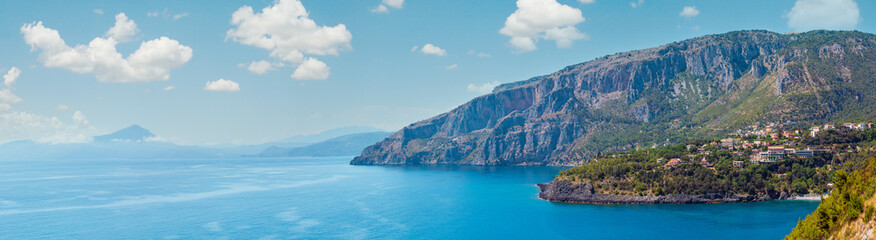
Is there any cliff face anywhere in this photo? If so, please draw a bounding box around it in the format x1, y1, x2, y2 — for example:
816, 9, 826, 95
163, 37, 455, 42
353, 30, 876, 166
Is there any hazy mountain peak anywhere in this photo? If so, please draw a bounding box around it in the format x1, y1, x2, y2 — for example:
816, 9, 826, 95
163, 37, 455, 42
93, 125, 157, 142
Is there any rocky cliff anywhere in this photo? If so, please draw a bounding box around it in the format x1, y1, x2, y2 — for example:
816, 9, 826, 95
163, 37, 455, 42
353, 30, 876, 166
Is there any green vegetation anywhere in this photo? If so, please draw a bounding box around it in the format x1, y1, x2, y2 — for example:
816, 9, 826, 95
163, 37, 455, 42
556, 127, 876, 197
557, 143, 833, 196
785, 156, 876, 239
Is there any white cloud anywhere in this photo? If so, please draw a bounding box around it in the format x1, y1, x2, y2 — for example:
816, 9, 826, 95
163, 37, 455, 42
4, 67, 20, 87
420, 43, 447, 56
105, 13, 138, 42
227, 0, 352, 80
445, 64, 458, 70
383, 0, 405, 8
410, 46, 419, 52
72, 111, 89, 125
679, 6, 700, 18
247, 60, 279, 75
291, 58, 330, 80
173, 12, 189, 20
204, 79, 240, 92
56, 104, 69, 111
630, 0, 644, 8
467, 81, 500, 94
0, 89, 22, 111
372, 5, 389, 13
578, 0, 595, 3
147, 11, 159, 17
0, 111, 98, 144
500, 0, 587, 52
94, 9, 104, 15
786, 0, 860, 31
372, 0, 405, 13
21, 15, 193, 83
162, 86, 175, 91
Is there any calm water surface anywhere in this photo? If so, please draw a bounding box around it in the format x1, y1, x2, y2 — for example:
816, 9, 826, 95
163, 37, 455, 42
0, 157, 818, 239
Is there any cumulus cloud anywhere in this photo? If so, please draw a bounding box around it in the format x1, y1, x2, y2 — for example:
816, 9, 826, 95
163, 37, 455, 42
247, 60, 282, 75
72, 111, 89, 125
420, 43, 446, 56
291, 58, 330, 80
21, 14, 193, 83
786, 0, 860, 31
679, 6, 699, 18
227, 0, 352, 80
105, 13, 138, 42
204, 79, 240, 92
373, 0, 404, 13
371, 5, 389, 13
4, 67, 20, 87
467, 81, 500, 94
500, 0, 588, 52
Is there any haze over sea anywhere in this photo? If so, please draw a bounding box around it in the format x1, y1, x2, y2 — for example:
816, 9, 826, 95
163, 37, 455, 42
0, 157, 817, 239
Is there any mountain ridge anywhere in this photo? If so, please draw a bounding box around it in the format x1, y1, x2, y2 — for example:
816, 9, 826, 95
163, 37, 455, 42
353, 30, 876, 166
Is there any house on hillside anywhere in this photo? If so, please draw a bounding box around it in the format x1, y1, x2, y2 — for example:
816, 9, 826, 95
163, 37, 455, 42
699, 158, 712, 168
665, 158, 681, 167
810, 126, 821, 137
733, 161, 744, 168
759, 146, 787, 162
720, 138, 741, 148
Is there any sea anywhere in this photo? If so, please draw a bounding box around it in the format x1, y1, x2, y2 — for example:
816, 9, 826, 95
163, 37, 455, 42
0, 157, 819, 239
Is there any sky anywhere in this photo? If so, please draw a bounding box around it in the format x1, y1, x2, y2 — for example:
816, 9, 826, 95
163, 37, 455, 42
0, 0, 872, 145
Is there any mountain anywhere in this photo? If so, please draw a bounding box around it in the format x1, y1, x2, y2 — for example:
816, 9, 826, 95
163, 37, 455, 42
93, 125, 156, 142
0, 125, 212, 160
0, 125, 391, 160
255, 131, 392, 157
204, 126, 386, 156
353, 30, 876, 166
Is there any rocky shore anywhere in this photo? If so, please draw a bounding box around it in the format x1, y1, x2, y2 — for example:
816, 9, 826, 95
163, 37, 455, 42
537, 180, 790, 204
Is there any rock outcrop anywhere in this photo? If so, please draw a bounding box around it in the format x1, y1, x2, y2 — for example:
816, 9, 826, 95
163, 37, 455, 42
353, 30, 876, 166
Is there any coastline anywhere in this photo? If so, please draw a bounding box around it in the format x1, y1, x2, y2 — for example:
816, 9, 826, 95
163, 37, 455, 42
537, 181, 825, 204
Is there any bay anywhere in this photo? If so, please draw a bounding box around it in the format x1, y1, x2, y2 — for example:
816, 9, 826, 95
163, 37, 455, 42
0, 157, 817, 239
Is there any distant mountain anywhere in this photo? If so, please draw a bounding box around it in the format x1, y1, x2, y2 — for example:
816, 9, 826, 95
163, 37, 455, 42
272, 126, 383, 145
353, 30, 876, 166
204, 126, 386, 156
256, 131, 391, 157
93, 125, 156, 142
0, 125, 390, 160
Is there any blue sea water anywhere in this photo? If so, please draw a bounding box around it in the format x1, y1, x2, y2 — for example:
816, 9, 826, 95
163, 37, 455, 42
0, 157, 818, 239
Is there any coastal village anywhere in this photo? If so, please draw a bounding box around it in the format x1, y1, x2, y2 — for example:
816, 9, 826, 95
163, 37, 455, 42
657, 122, 876, 169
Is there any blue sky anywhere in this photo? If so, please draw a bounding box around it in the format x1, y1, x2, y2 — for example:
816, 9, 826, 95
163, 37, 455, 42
0, 0, 872, 145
